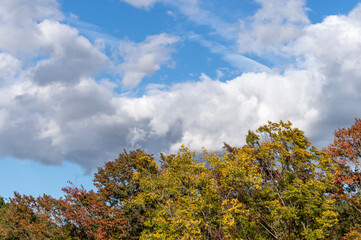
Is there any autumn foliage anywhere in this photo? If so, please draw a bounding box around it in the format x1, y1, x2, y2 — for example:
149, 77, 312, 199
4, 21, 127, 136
326, 118, 361, 239
1, 120, 361, 239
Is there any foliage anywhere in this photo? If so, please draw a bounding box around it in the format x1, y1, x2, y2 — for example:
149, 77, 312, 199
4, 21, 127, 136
118, 121, 337, 239
242, 121, 338, 239
0, 189, 128, 239
327, 118, 361, 201
93, 149, 158, 239
0, 197, 4, 208
0, 193, 64, 239
3, 120, 361, 239
60, 183, 127, 239
326, 118, 361, 239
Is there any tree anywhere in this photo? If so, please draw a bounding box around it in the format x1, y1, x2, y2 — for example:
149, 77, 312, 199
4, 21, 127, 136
240, 121, 338, 239
0, 192, 64, 239
0, 188, 127, 240
0, 197, 4, 208
131, 147, 222, 239
0, 151, 154, 240
93, 149, 159, 239
326, 118, 361, 239
327, 118, 361, 201
125, 121, 338, 239
60, 183, 127, 239
0, 121, 341, 239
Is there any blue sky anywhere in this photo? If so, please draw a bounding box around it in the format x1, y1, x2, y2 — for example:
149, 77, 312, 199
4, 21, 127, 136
1, 0, 361, 199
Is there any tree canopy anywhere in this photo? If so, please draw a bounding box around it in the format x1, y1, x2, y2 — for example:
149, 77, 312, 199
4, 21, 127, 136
1, 120, 361, 239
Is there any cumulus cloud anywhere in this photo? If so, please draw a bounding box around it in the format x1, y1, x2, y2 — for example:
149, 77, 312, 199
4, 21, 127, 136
0, 0, 62, 55
118, 33, 180, 87
1, 0, 361, 172
0, 67, 322, 171
0, 0, 62, 22
31, 20, 108, 85
136, 71, 319, 153
238, 0, 309, 54
0, 79, 118, 169
0, 72, 306, 170
0, 53, 21, 86
288, 5, 361, 145
0, 0, 108, 86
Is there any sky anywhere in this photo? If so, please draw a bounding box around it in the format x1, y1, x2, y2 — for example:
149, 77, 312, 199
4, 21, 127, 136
1, 0, 361, 199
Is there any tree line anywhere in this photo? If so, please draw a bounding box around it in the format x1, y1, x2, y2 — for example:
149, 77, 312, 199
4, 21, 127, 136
1, 120, 361, 239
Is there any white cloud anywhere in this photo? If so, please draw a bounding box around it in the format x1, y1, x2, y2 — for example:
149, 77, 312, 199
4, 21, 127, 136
238, 0, 309, 54
0, 0, 62, 22
0, 53, 21, 86
141, 70, 320, 152
286, 5, 361, 145
0, 0, 63, 55
0, 72, 310, 169
0, 1, 108, 86
0, 78, 118, 168
118, 33, 180, 87
1, 0, 361, 173
120, 0, 161, 9
31, 20, 108, 85
0, 66, 323, 170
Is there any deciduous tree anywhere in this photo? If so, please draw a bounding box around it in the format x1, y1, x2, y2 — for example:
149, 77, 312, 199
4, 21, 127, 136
0, 121, 342, 239
60, 183, 127, 239
126, 121, 338, 239
0, 193, 64, 239
93, 149, 158, 239
242, 121, 338, 239
327, 118, 361, 238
